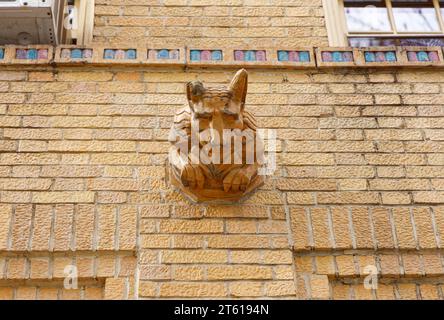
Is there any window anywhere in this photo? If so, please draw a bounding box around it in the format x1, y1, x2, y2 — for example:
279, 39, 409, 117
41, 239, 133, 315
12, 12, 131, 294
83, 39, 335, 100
323, 0, 444, 47
66, 0, 95, 45
0, 0, 94, 45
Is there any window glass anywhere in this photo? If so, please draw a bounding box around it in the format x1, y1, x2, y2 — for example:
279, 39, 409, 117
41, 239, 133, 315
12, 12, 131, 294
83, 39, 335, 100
344, 0, 392, 32
391, 0, 441, 32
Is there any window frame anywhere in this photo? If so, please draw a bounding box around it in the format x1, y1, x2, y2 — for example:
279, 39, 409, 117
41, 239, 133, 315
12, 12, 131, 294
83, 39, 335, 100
65, 0, 95, 45
324, 0, 444, 46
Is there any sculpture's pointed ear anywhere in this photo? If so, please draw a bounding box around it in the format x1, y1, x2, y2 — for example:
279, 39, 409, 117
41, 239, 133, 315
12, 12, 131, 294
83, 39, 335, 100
229, 69, 248, 110
186, 81, 205, 111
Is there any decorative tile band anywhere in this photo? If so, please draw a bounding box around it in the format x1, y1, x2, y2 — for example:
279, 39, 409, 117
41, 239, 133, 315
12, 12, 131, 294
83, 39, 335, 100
190, 50, 223, 62
16, 48, 48, 60
104, 49, 137, 60
321, 51, 354, 63
406, 50, 440, 62
277, 50, 310, 62
233, 50, 267, 62
2, 45, 444, 67
148, 49, 180, 60
364, 51, 397, 63
61, 48, 93, 60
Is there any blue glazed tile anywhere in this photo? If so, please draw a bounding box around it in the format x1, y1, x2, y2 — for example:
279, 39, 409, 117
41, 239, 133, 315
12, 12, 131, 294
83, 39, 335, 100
104, 49, 115, 59
364, 52, 376, 62
385, 51, 396, 62
158, 49, 169, 59
71, 49, 82, 59
27, 49, 38, 60
277, 50, 289, 62
190, 50, 201, 61
245, 50, 256, 61
299, 51, 310, 62
126, 49, 136, 59
0, 48, 4, 60
211, 50, 222, 61
417, 51, 429, 62
332, 51, 343, 62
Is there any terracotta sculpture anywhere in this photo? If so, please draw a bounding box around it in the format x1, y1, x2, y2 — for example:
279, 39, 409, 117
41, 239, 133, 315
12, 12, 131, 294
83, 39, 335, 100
168, 69, 265, 203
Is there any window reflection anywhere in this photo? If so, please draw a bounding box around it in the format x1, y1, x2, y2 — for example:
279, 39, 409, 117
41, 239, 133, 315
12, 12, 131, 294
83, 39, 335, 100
345, 7, 392, 32
393, 7, 440, 32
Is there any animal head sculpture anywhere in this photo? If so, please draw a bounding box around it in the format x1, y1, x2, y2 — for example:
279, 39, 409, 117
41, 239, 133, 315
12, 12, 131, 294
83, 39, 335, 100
168, 69, 265, 203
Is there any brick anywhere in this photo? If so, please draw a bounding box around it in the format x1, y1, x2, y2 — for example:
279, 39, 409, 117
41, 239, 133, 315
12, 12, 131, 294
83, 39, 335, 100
419, 284, 439, 300
309, 275, 330, 299
336, 255, 356, 277
379, 255, 400, 277
332, 284, 351, 300
104, 278, 126, 300
32, 192, 95, 203
230, 281, 263, 297
139, 281, 157, 298
173, 266, 204, 281
351, 207, 374, 249
97, 205, 116, 250
53, 257, 72, 278
161, 250, 227, 264
11, 204, 33, 251
84, 287, 103, 300
422, 254, 443, 276
397, 284, 418, 300
310, 208, 332, 249
38, 288, 59, 300
159, 220, 223, 233
76, 256, 95, 278
266, 281, 296, 297
97, 255, 116, 278
315, 256, 335, 276
402, 254, 422, 277
140, 265, 170, 280
30, 205, 52, 250
16, 287, 37, 300
60, 289, 81, 300
53, 205, 74, 251
30, 258, 50, 279
330, 208, 352, 249
0, 204, 12, 250
392, 208, 416, 249
7, 257, 27, 279
207, 265, 272, 280
159, 282, 227, 298
290, 208, 311, 250
375, 284, 395, 300
226, 220, 257, 234
75, 205, 95, 251
118, 206, 137, 250
371, 208, 394, 249
412, 208, 437, 249
230, 250, 261, 264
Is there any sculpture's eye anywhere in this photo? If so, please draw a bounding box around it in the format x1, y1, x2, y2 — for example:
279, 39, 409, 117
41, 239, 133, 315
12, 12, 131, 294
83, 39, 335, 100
223, 110, 239, 120
196, 112, 212, 119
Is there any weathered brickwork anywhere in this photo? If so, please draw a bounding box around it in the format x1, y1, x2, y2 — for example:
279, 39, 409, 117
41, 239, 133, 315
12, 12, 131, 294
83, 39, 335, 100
0, 0, 443, 300
0, 66, 443, 299
93, 0, 327, 47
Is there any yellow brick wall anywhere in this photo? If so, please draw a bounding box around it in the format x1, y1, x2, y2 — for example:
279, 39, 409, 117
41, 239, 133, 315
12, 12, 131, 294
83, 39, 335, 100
93, 0, 327, 47
0, 66, 443, 299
